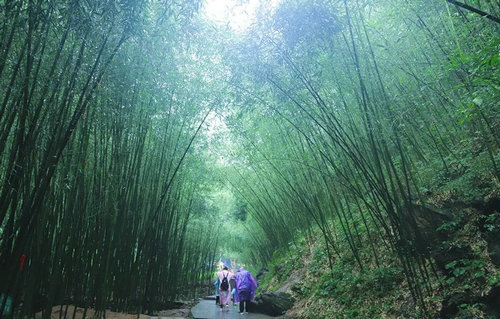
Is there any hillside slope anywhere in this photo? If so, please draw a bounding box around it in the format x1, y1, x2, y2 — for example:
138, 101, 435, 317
258, 185, 500, 318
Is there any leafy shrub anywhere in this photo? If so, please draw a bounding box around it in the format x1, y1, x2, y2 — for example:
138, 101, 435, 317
444, 258, 486, 285
318, 264, 404, 301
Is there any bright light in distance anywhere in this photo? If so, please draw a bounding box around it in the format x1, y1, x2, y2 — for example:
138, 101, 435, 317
202, 0, 260, 32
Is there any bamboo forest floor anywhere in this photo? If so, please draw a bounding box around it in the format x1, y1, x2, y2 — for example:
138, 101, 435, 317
38, 305, 191, 319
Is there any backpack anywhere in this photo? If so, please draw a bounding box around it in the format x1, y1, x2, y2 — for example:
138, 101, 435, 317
220, 272, 229, 291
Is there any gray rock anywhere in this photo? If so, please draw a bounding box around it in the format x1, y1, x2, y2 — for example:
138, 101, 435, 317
247, 292, 294, 316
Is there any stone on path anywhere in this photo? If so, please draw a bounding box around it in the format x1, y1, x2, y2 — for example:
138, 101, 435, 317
204, 295, 217, 300
190, 299, 275, 319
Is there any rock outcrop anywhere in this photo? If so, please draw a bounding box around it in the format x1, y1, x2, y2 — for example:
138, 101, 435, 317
247, 292, 294, 316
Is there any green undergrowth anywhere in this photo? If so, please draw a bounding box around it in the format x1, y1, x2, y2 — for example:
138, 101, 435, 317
259, 151, 499, 318
418, 141, 500, 204
260, 235, 428, 318
261, 232, 498, 318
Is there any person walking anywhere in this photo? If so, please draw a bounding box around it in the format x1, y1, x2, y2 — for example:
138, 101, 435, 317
234, 267, 258, 314
214, 277, 220, 305
231, 287, 236, 306
216, 266, 234, 312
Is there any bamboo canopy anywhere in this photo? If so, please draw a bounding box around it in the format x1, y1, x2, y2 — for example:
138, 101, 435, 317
0, 0, 498, 317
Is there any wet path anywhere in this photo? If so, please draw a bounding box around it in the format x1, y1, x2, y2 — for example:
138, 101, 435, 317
190, 297, 274, 319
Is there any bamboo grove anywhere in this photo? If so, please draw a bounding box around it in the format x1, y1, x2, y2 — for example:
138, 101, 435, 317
0, 0, 499, 317
0, 0, 221, 317
219, 0, 499, 308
